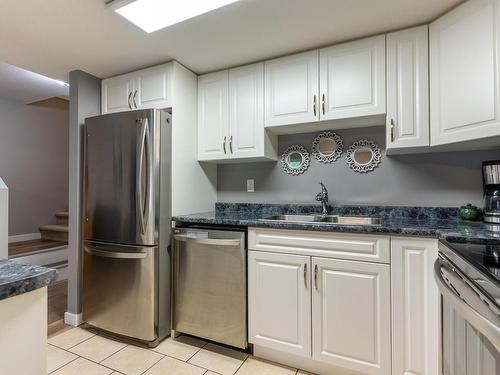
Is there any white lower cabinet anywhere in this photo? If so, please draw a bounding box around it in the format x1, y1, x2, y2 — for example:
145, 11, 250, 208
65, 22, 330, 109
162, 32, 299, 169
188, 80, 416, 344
312, 257, 391, 375
391, 237, 440, 375
248, 251, 311, 357
248, 229, 441, 375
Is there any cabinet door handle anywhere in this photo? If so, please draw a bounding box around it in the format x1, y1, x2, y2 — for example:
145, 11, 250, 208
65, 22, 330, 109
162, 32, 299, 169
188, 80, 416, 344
229, 136, 233, 154
303, 263, 308, 288
321, 94, 326, 115
127, 92, 133, 110
313, 95, 317, 117
390, 118, 396, 142
133, 90, 138, 108
223, 136, 227, 154
314, 264, 318, 290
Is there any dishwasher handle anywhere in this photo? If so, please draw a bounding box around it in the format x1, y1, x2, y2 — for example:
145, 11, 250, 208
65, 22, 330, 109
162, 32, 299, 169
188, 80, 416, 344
174, 234, 241, 246
434, 258, 500, 351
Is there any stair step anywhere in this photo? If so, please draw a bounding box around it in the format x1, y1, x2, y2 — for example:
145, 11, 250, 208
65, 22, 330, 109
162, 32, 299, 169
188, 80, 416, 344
9, 239, 67, 258
55, 212, 69, 225
40, 225, 68, 242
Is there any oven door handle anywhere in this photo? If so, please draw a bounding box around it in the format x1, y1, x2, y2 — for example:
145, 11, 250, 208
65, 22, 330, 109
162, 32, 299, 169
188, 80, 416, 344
434, 259, 500, 351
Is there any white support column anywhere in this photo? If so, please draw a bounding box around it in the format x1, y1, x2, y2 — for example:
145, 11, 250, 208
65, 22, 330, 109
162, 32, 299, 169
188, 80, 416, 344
0, 178, 8, 260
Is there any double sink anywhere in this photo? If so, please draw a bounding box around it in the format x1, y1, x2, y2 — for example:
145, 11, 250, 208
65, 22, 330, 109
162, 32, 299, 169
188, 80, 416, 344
260, 214, 381, 226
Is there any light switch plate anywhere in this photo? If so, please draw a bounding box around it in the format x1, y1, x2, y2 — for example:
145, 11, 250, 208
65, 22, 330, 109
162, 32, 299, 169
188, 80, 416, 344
247, 179, 255, 193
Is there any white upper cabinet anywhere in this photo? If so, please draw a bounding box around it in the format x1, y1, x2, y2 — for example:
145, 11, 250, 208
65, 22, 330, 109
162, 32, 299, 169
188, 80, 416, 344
312, 257, 391, 375
387, 26, 430, 151
197, 71, 229, 161
102, 74, 135, 114
198, 63, 277, 162
101, 63, 172, 114
430, 0, 500, 145
248, 250, 312, 358
391, 237, 440, 375
134, 64, 171, 110
320, 35, 386, 121
229, 63, 266, 159
264, 50, 320, 127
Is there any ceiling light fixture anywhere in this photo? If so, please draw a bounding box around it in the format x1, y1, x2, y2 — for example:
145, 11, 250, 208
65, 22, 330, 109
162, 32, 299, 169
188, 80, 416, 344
109, 0, 241, 33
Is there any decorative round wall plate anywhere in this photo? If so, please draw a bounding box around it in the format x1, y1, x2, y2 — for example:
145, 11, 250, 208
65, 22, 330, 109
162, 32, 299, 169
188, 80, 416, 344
312, 131, 343, 163
281, 145, 310, 175
346, 140, 381, 173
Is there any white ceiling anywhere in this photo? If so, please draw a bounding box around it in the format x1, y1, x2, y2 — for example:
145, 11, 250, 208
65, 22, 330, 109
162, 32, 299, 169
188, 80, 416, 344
0, 62, 69, 103
0, 0, 462, 81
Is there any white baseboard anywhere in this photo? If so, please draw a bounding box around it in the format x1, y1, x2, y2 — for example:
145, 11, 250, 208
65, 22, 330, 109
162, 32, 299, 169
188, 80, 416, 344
8, 233, 41, 243
64, 312, 83, 327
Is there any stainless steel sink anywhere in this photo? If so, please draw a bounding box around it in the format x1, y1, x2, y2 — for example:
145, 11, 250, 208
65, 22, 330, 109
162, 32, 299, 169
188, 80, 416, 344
320, 215, 380, 225
260, 214, 380, 226
260, 214, 325, 223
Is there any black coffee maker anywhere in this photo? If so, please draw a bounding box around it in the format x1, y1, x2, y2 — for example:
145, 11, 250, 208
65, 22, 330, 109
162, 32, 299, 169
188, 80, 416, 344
483, 160, 500, 224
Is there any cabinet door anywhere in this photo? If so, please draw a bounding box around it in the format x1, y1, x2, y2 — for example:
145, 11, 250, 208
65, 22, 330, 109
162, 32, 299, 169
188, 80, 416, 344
391, 237, 439, 375
102, 75, 134, 114
229, 63, 264, 159
264, 50, 319, 127
320, 35, 386, 121
197, 71, 229, 161
248, 251, 311, 358
311, 257, 391, 375
135, 64, 171, 109
430, 0, 500, 145
387, 26, 430, 150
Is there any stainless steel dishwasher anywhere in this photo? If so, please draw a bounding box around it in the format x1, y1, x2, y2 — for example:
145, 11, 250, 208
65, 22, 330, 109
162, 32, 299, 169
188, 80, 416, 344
172, 227, 247, 349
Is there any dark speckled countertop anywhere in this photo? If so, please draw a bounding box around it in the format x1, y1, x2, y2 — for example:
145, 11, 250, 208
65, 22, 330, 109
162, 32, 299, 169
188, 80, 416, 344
173, 203, 500, 243
0, 260, 57, 301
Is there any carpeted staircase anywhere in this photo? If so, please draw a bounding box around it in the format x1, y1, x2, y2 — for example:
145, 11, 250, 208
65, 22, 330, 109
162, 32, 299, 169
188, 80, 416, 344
39, 211, 68, 242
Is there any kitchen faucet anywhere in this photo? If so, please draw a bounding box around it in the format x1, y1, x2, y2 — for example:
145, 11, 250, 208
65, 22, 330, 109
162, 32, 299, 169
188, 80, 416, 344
315, 182, 329, 215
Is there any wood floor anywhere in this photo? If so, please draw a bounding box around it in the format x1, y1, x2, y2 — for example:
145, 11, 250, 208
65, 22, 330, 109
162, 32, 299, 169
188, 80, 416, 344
8, 238, 67, 258
48, 279, 68, 325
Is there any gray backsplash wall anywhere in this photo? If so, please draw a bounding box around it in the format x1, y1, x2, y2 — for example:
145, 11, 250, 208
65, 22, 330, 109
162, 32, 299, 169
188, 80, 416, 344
217, 127, 500, 208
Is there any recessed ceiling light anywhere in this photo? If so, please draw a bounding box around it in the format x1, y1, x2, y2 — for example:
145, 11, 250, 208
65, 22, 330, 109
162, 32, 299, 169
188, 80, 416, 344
110, 0, 241, 33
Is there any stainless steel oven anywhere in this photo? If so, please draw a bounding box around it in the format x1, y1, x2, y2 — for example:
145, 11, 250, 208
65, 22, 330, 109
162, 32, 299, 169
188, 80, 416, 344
172, 228, 247, 349
436, 241, 500, 375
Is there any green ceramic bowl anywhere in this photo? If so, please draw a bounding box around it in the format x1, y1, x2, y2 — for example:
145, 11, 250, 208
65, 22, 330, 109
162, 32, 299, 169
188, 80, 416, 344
459, 204, 480, 221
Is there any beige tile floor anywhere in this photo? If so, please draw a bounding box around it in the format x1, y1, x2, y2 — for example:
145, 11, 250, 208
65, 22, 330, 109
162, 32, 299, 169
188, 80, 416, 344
47, 327, 317, 375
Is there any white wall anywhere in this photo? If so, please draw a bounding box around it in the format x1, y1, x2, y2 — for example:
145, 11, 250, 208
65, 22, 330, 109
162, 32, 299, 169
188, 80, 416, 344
0, 178, 7, 259
0, 98, 69, 236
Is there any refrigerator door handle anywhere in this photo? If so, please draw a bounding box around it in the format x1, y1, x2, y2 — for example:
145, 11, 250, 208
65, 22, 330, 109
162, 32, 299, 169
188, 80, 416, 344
136, 118, 151, 235
84, 242, 148, 259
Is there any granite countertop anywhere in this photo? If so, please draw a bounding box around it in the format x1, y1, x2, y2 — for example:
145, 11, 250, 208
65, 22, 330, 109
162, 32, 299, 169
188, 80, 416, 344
173, 203, 500, 243
0, 260, 57, 301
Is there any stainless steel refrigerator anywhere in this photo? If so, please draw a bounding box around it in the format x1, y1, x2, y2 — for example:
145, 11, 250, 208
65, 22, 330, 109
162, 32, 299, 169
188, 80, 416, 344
82, 108, 171, 347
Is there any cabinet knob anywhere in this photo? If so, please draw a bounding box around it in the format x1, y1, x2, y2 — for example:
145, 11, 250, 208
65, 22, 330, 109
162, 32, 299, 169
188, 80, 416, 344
313, 95, 317, 117
229, 136, 233, 154
223, 136, 227, 154
321, 94, 326, 115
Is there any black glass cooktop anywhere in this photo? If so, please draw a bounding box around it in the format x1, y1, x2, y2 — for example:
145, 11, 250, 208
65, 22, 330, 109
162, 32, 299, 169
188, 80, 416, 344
442, 238, 500, 286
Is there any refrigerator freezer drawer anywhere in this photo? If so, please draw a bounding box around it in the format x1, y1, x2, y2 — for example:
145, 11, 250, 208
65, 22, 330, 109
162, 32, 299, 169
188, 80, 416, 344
82, 241, 157, 342
173, 228, 247, 349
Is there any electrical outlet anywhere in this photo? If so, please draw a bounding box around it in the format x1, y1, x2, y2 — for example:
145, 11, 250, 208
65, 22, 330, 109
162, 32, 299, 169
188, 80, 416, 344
247, 179, 255, 193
